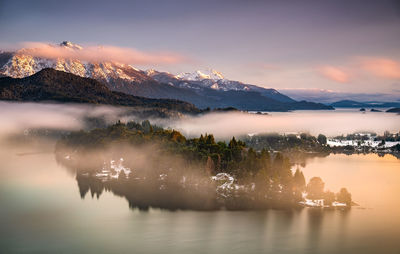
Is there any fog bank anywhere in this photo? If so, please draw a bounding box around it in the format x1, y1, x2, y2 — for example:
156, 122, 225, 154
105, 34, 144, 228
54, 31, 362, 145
0, 102, 398, 140
167, 110, 399, 138
0, 102, 127, 138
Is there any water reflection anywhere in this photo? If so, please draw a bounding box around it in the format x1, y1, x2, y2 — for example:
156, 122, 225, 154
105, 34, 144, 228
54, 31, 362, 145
76, 173, 104, 199
1, 139, 400, 253
306, 209, 325, 252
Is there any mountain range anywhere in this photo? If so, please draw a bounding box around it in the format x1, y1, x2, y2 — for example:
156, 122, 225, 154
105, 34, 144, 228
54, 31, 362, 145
279, 88, 400, 105
0, 68, 200, 115
330, 100, 400, 108
0, 41, 333, 111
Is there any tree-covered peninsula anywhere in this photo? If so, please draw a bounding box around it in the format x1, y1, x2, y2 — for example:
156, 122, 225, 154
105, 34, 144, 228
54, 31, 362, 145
56, 121, 352, 211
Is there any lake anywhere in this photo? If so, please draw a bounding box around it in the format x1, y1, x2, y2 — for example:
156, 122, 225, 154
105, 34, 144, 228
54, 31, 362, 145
1, 138, 399, 254
0, 103, 399, 253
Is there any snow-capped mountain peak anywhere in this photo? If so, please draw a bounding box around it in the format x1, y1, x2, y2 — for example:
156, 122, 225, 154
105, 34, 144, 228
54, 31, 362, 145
175, 69, 224, 81
146, 69, 166, 76
0, 42, 296, 106
0, 41, 152, 85
59, 41, 83, 50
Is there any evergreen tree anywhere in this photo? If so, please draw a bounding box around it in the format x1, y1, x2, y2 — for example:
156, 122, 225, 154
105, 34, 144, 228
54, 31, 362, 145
323, 191, 335, 206
206, 156, 215, 175
317, 134, 327, 145
246, 148, 258, 175
141, 120, 152, 133
228, 137, 238, 149
206, 134, 215, 145
229, 137, 243, 162
336, 188, 352, 206
306, 177, 325, 200
293, 168, 306, 192
260, 149, 271, 176
273, 153, 293, 186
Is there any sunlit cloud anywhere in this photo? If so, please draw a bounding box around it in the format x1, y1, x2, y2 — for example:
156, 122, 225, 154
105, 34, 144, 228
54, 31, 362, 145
318, 66, 350, 83
12, 42, 187, 65
361, 57, 400, 80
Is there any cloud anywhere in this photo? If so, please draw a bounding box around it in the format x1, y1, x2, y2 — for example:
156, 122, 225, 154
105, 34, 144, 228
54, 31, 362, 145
318, 66, 350, 83
361, 57, 400, 79
15, 42, 187, 65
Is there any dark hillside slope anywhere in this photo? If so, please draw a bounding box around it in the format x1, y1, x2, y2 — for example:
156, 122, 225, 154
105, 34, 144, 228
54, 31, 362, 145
0, 68, 200, 114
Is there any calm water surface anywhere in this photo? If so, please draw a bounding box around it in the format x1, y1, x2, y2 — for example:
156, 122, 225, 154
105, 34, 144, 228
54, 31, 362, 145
1, 140, 400, 254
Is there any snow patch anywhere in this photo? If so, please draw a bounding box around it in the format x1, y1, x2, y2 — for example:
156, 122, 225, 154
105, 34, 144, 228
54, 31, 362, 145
175, 69, 224, 81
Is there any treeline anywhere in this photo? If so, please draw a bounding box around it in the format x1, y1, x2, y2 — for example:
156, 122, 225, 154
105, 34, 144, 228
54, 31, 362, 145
59, 120, 296, 180
242, 133, 329, 152
374, 131, 400, 142
333, 131, 400, 142
306, 177, 352, 206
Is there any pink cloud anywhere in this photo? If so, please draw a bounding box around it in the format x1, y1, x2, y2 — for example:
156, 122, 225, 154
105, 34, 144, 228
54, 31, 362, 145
361, 57, 400, 79
318, 66, 350, 83
16, 42, 186, 65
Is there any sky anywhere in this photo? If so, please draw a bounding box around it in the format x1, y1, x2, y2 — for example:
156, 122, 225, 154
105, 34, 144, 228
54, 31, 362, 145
0, 0, 400, 97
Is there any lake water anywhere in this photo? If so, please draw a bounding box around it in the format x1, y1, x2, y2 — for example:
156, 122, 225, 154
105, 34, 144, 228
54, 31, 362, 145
1, 139, 399, 254
0, 103, 399, 253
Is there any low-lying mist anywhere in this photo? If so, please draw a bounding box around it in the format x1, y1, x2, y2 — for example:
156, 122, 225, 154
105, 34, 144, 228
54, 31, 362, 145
0, 102, 372, 211
55, 141, 222, 210
0, 102, 130, 139
0, 102, 398, 142
163, 110, 400, 139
